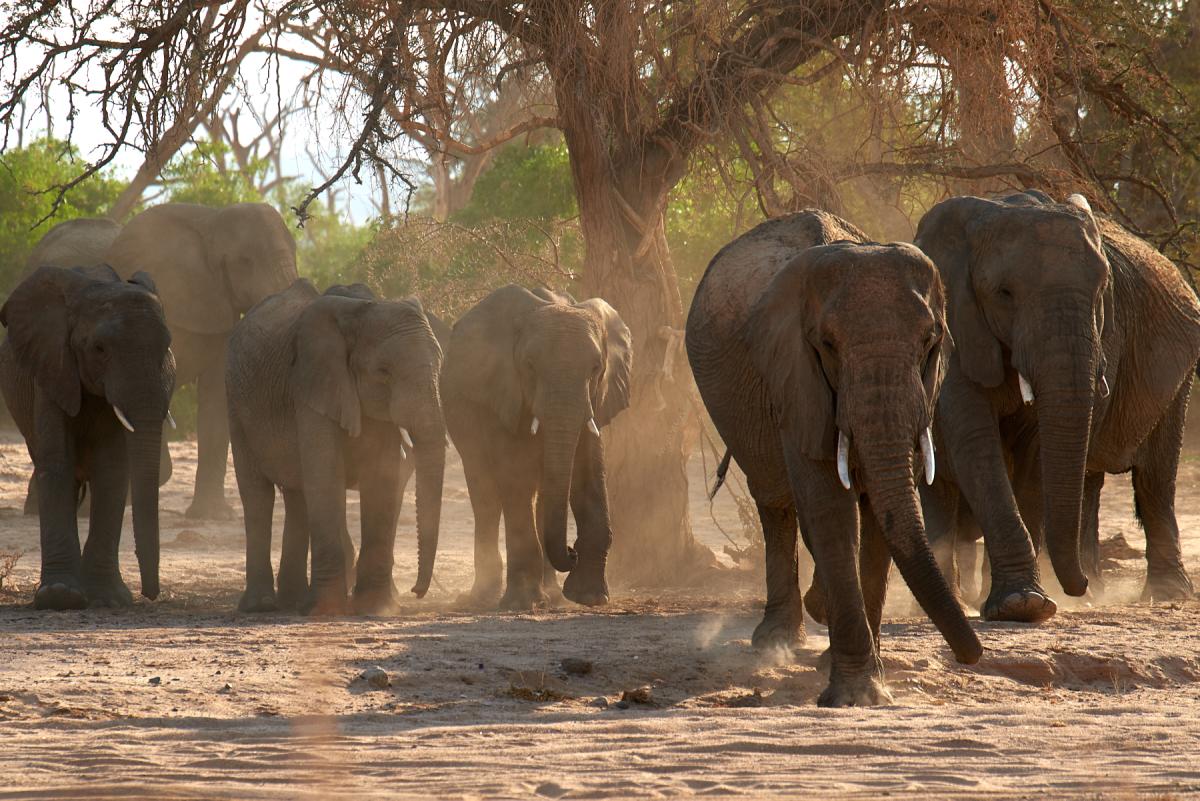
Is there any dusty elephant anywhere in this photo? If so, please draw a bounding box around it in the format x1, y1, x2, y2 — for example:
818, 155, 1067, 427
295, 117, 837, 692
0, 266, 175, 610
916, 190, 1200, 621
686, 210, 981, 706
442, 285, 632, 611
105, 202, 298, 520
227, 280, 446, 616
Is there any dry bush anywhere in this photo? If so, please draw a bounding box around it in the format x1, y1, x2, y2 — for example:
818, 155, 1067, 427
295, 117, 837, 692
0, 549, 22, 591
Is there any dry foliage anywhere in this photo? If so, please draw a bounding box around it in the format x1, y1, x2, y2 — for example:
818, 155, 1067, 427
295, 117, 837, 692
0, 550, 22, 591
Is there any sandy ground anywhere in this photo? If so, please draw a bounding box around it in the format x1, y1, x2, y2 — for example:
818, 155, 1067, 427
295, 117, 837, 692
1, 433, 1199, 800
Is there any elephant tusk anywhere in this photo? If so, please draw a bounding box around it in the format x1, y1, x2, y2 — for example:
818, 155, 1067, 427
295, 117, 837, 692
400, 427, 414, 449
530, 417, 540, 435
836, 430, 852, 490
920, 426, 936, 486
113, 406, 135, 433
1098, 375, 1110, 398
166, 411, 176, 429
399, 443, 407, 461
1019, 373, 1034, 404
587, 418, 600, 436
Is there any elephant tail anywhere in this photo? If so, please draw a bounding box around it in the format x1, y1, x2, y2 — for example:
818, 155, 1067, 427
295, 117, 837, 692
708, 449, 733, 501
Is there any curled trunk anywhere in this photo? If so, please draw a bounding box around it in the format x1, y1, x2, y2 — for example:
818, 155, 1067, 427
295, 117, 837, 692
127, 423, 164, 599
858, 438, 982, 664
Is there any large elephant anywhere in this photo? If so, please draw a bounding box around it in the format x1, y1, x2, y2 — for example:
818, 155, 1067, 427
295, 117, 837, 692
104, 202, 298, 519
227, 280, 446, 616
0, 266, 175, 609
686, 210, 981, 707
916, 190, 1200, 622
442, 285, 632, 611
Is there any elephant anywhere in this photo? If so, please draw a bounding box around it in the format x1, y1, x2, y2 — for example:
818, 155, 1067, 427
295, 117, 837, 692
441, 285, 632, 611
0, 265, 175, 610
686, 210, 982, 707
916, 190, 1200, 622
227, 279, 446, 616
104, 202, 298, 519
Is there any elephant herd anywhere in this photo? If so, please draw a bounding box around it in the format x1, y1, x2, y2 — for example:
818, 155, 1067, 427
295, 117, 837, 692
2, 189, 1197, 707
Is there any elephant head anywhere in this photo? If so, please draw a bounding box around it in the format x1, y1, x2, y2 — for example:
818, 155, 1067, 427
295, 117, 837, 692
291, 292, 446, 597
1, 265, 175, 598
743, 242, 979, 664
915, 191, 1107, 596
105, 202, 298, 334
445, 285, 632, 572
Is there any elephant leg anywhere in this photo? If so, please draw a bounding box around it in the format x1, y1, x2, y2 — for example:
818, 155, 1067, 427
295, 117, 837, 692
752, 503, 804, 652
1079, 471, 1105, 589
955, 515, 982, 609
498, 485, 547, 612
451, 433, 504, 608
296, 407, 351, 616
1133, 385, 1194, 601
534, 491, 565, 605
791, 468, 889, 708
80, 430, 133, 608
32, 401, 86, 610
858, 497, 892, 649
940, 380, 1053, 623
562, 433, 613, 607
353, 435, 403, 616
186, 350, 234, 520
235, 454, 277, 614
276, 488, 310, 611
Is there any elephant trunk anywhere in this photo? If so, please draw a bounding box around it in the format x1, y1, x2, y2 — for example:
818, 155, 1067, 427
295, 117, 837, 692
126, 421, 164, 600
540, 413, 582, 573
856, 434, 982, 664
1030, 335, 1096, 597
408, 406, 446, 599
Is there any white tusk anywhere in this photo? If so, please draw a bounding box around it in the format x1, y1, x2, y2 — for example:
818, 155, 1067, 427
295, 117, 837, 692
920, 426, 936, 486
836, 430, 852, 490
1019, 373, 1034, 404
1099, 375, 1110, 398
400, 427, 414, 449
1065, 193, 1092, 213
113, 406, 135, 433
166, 411, 176, 430
587, 418, 600, 436
530, 417, 540, 435
399, 443, 407, 461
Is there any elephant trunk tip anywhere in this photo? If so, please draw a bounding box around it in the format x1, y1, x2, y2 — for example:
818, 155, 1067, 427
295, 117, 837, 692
953, 632, 984, 665
410, 579, 430, 599
140, 571, 160, 601
547, 543, 578, 573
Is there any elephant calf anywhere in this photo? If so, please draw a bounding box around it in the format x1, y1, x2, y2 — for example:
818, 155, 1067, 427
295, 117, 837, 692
227, 280, 446, 616
686, 210, 981, 707
0, 266, 175, 610
442, 285, 632, 611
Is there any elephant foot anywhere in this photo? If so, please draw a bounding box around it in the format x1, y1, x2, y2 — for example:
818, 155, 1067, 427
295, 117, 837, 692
1142, 565, 1195, 602
239, 584, 279, 613
185, 496, 235, 521
815, 648, 832, 675
498, 583, 549, 612
83, 570, 134, 608
33, 574, 88, 611
353, 582, 402, 616
818, 671, 892, 708
982, 584, 1057, 623
751, 606, 805, 653
562, 570, 609, 607
302, 586, 352, 617
455, 580, 503, 611
275, 573, 308, 612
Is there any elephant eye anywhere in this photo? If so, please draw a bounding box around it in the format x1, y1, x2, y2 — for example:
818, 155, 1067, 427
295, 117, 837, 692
997, 287, 1013, 301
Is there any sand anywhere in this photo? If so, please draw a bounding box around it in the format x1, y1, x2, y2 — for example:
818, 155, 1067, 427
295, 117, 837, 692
0, 433, 1198, 800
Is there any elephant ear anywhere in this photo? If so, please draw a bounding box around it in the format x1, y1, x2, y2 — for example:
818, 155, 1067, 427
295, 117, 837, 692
578, 298, 633, 426
444, 284, 547, 433
291, 295, 362, 437
915, 197, 1005, 388
0, 266, 94, 416
107, 204, 239, 334
741, 253, 834, 460
212, 203, 298, 316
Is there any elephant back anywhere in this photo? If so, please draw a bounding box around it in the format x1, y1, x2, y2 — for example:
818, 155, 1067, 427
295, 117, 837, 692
26, 217, 122, 275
